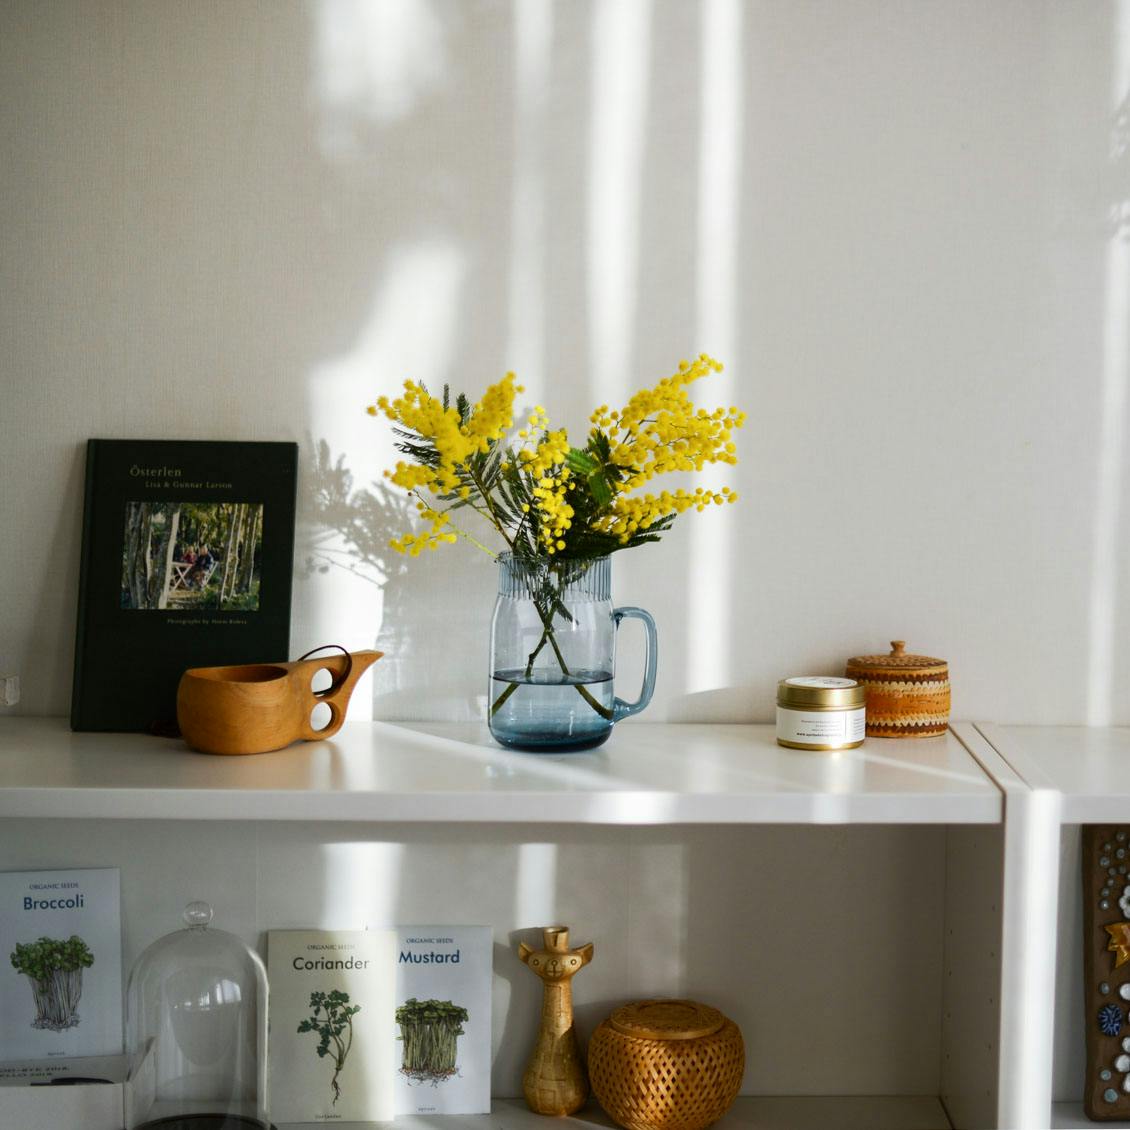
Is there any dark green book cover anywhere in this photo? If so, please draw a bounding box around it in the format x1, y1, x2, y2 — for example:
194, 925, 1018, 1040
71, 439, 298, 732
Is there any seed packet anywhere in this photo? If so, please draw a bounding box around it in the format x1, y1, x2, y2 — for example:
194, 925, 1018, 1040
0, 868, 121, 1063
268, 930, 397, 1123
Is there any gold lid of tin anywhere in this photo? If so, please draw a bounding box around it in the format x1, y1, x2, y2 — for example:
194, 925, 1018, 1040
777, 676, 865, 709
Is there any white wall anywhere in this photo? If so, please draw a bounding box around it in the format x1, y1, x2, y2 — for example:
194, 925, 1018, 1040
2, 0, 1128, 725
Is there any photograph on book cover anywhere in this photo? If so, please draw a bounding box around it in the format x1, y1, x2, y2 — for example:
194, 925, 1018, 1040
71, 439, 298, 733
120, 501, 265, 612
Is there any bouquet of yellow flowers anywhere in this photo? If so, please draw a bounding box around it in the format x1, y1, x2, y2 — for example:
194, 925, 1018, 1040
369, 354, 743, 567
370, 355, 743, 743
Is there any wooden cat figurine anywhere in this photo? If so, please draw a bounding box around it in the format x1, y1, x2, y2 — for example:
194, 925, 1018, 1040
518, 926, 594, 1116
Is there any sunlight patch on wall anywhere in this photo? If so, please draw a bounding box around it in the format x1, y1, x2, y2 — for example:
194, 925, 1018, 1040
301, 242, 466, 701
313, 0, 446, 157
687, 0, 743, 695
507, 0, 552, 393
587, 0, 652, 410
515, 842, 558, 926
323, 841, 405, 928
1086, 0, 1130, 726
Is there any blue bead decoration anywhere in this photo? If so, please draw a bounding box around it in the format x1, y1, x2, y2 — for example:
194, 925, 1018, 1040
1099, 1004, 1123, 1037
1102, 983, 1112, 994
1103, 857, 1113, 867
1106, 1088, 1119, 1103
1103, 1069, 1113, 1080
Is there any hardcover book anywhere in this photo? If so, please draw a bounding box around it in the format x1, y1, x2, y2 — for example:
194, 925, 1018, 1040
268, 930, 398, 1123
394, 926, 492, 1115
0, 869, 122, 1063
70, 439, 298, 732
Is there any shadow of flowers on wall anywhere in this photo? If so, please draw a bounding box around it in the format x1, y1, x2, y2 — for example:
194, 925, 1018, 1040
298, 437, 494, 719
299, 437, 410, 587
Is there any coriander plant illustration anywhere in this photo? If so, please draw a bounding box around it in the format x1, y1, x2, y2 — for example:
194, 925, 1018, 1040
298, 989, 360, 1106
10, 936, 94, 1031
395, 998, 469, 1083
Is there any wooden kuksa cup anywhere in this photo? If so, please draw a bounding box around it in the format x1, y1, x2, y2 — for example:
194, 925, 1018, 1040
176, 648, 381, 755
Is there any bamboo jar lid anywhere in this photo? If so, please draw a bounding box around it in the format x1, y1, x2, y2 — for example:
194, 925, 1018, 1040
845, 640, 950, 738
609, 999, 724, 1040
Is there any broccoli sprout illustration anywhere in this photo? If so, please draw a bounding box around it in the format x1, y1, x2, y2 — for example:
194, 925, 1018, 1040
297, 989, 360, 1106
10, 936, 94, 1031
395, 998, 469, 1084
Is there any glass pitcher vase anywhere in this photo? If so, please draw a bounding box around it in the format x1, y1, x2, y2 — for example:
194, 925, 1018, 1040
488, 554, 657, 752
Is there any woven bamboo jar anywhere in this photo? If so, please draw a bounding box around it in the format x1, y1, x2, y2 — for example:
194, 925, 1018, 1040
845, 640, 950, 738
588, 1000, 744, 1130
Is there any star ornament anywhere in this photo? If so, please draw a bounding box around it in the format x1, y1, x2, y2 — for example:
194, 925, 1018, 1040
1106, 922, 1130, 968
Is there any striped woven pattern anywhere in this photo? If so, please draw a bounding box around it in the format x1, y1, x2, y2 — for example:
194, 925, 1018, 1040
855, 679, 950, 737
846, 641, 950, 738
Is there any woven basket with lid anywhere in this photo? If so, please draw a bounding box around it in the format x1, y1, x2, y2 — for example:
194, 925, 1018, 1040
588, 1000, 744, 1130
845, 640, 950, 738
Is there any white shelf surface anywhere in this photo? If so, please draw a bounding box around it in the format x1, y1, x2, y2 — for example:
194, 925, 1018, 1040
977, 724, 1130, 822
280, 1096, 952, 1130
0, 717, 1001, 824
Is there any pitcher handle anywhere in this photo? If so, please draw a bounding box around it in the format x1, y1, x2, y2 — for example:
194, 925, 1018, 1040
611, 606, 658, 722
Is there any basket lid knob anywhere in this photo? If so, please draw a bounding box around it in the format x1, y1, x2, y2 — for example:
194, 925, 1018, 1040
610, 999, 724, 1040
846, 640, 947, 674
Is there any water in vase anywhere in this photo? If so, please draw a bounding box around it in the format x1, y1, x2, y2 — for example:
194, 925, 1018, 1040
489, 668, 614, 752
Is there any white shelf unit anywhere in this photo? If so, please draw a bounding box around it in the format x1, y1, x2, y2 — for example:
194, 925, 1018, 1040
384, 1095, 953, 1130
0, 718, 1028, 1129
977, 725, 1130, 1130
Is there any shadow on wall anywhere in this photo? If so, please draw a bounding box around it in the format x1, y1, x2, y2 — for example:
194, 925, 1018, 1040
298, 438, 495, 720
1088, 9, 1130, 726
296, 0, 763, 722
1109, 88, 1130, 241
292, 0, 1130, 727
297, 0, 556, 722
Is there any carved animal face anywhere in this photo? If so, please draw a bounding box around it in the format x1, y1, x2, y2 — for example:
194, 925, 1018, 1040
518, 940, 593, 983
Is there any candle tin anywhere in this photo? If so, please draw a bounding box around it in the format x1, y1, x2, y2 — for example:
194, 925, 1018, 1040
775, 676, 866, 750
845, 640, 950, 738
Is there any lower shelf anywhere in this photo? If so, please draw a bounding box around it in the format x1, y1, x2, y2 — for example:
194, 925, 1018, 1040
280, 1095, 953, 1130
1052, 1100, 1130, 1127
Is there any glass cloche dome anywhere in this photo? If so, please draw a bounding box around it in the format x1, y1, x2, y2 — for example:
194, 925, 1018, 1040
126, 901, 274, 1130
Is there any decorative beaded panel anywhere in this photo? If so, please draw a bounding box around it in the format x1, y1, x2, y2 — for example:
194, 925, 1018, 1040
1084, 826, 1130, 1119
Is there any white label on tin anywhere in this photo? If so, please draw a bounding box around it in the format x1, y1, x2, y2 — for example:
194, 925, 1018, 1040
777, 706, 866, 745
784, 676, 858, 689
